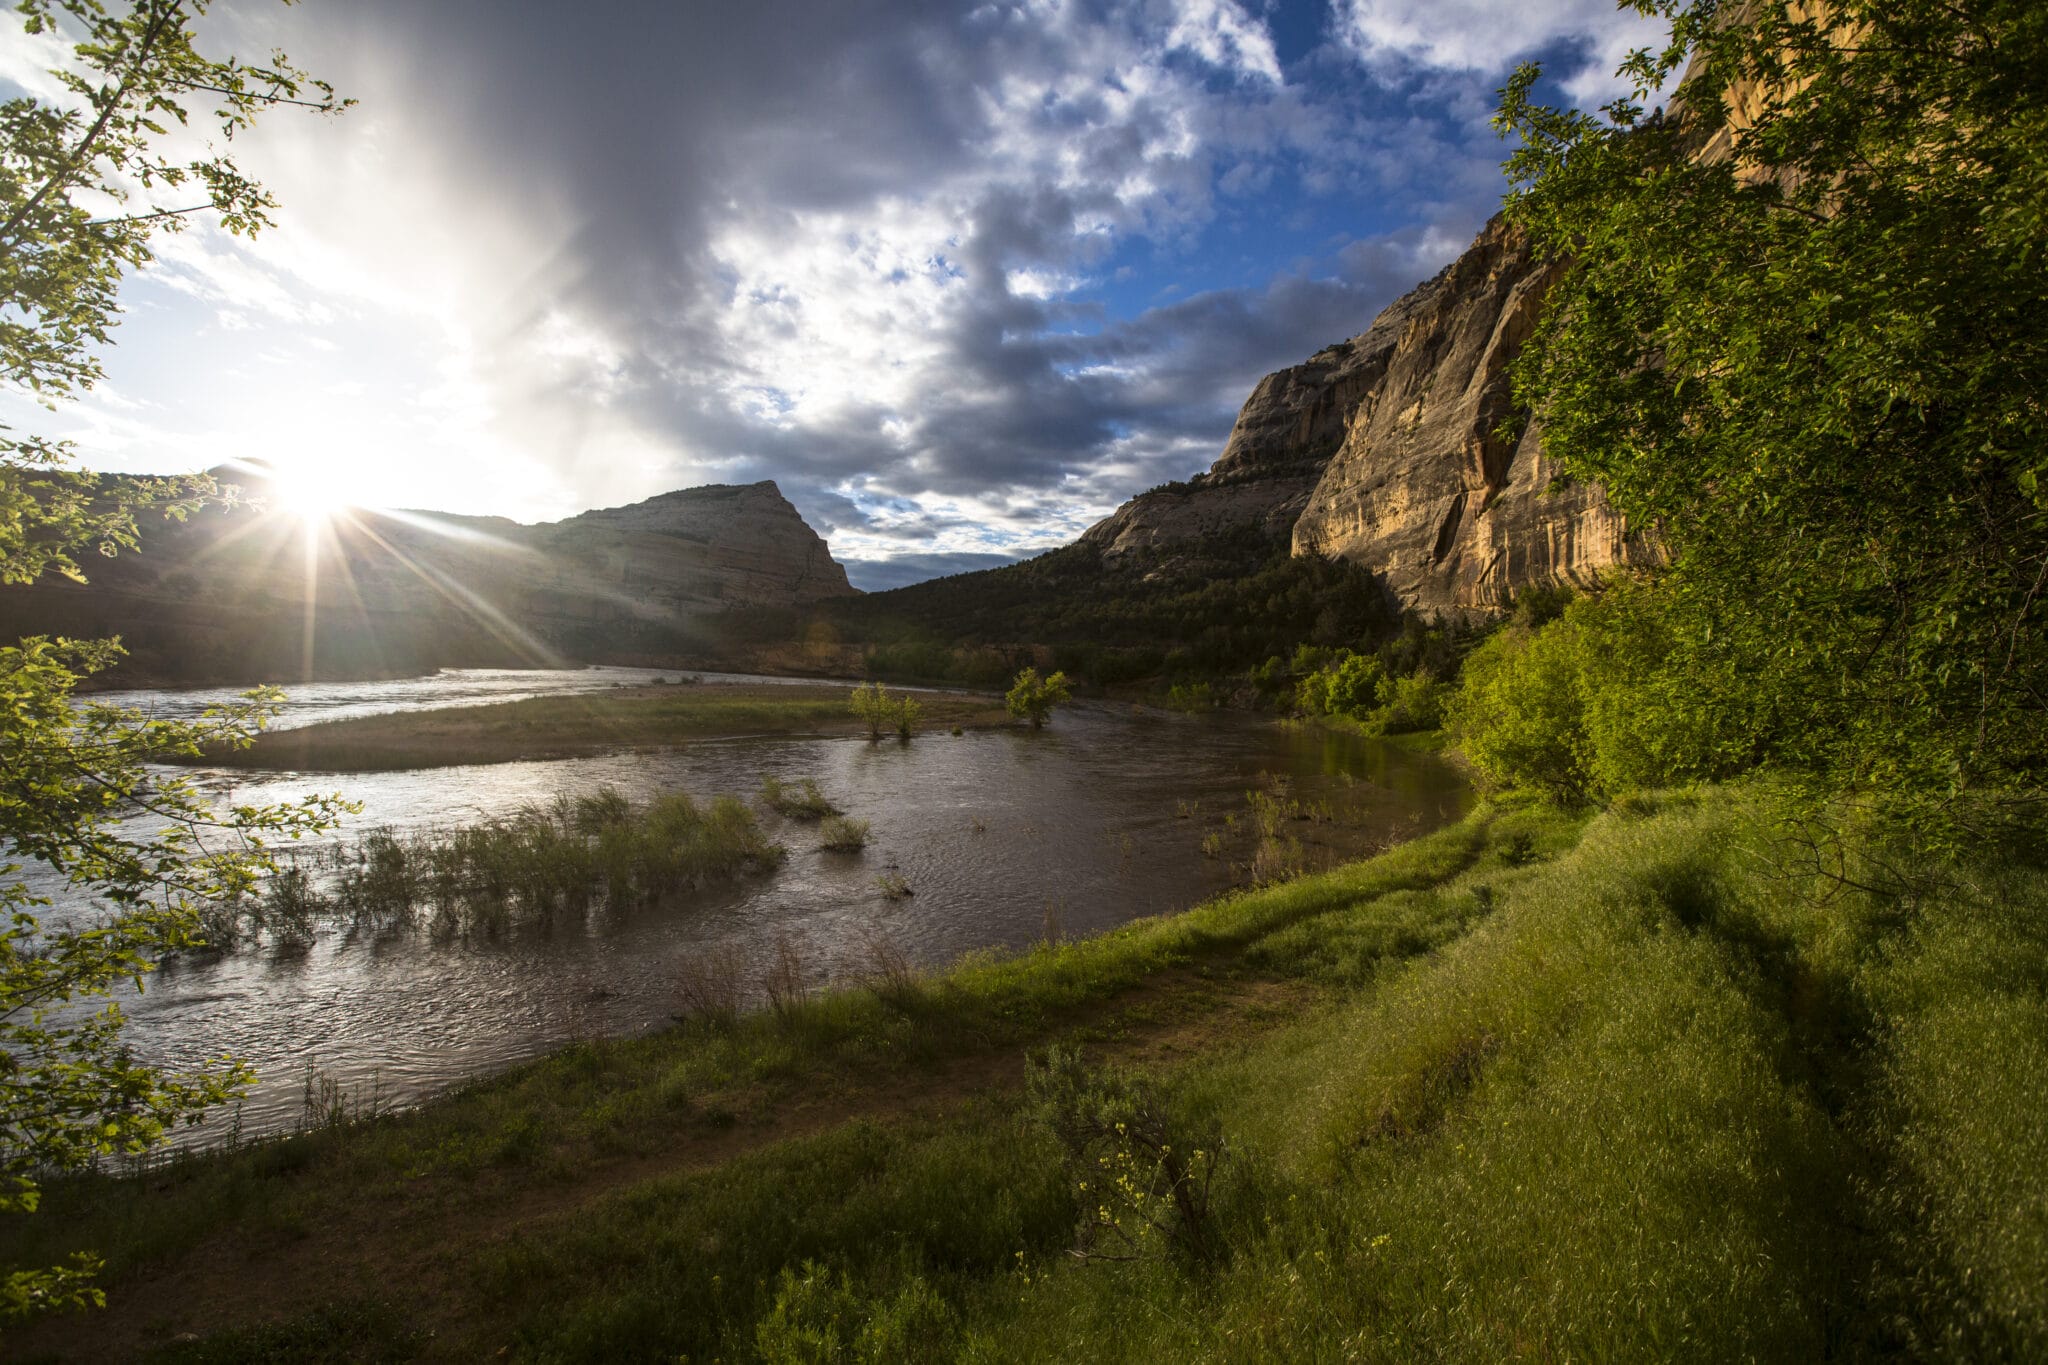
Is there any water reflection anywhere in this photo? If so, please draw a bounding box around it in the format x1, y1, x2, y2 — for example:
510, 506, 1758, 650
70, 672, 1471, 1144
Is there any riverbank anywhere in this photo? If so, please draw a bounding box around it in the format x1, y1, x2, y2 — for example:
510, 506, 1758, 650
200, 682, 1015, 771
8, 782, 2041, 1360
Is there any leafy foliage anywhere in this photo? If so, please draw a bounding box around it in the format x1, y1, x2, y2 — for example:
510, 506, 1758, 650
1292, 647, 1447, 736
0, 0, 349, 1322
1495, 0, 2048, 842
1027, 1045, 1228, 1268
848, 681, 922, 741
0, 640, 344, 1316
1005, 667, 1071, 729
824, 530, 1403, 687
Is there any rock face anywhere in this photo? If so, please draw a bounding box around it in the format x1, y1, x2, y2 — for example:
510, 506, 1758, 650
0, 477, 856, 684
1083, 216, 1651, 616
532, 482, 856, 612
1289, 218, 1645, 613
1081, 331, 1394, 564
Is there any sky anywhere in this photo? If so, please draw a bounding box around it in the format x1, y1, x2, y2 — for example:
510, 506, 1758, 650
0, 0, 1672, 590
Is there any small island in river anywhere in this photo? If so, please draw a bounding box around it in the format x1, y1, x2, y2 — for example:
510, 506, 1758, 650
204, 681, 1015, 771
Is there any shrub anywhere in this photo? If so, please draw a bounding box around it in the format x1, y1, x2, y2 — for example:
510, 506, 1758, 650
1295, 650, 1385, 717
760, 776, 839, 820
848, 682, 891, 740
818, 817, 871, 853
1006, 668, 1072, 729
1446, 580, 1770, 805
1026, 1045, 1228, 1267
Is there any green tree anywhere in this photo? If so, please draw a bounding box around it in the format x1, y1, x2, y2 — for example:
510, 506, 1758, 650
1293, 650, 1385, 719
1495, 0, 2048, 844
1005, 667, 1070, 729
0, 0, 349, 1321
848, 681, 890, 740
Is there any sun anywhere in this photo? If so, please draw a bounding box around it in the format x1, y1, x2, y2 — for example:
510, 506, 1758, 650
267, 462, 357, 526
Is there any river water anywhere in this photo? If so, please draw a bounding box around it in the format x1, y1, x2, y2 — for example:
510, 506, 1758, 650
55, 668, 1473, 1143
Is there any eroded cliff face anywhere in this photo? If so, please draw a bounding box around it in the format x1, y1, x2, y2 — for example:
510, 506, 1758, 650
1082, 215, 1649, 615
1290, 217, 1645, 615
1080, 303, 1408, 567
0, 477, 855, 684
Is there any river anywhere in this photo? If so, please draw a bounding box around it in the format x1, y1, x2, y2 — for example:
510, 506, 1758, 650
53, 667, 1473, 1145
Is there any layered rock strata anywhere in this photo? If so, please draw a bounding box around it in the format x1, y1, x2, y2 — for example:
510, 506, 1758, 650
1083, 216, 1650, 616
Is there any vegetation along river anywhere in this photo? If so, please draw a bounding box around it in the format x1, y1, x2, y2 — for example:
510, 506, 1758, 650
61, 668, 1473, 1143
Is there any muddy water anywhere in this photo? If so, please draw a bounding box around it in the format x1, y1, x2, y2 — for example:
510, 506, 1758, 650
60, 669, 1473, 1143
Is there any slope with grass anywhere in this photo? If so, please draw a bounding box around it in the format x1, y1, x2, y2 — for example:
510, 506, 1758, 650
5, 784, 2041, 1361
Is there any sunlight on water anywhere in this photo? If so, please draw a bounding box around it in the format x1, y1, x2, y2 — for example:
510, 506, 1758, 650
58, 670, 1471, 1145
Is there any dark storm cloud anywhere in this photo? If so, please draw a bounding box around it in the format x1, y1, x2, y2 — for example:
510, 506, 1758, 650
846, 551, 1037, 591
261, 0, 1536, 571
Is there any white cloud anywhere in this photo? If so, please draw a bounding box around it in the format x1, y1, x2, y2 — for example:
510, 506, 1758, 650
1166, 0, 1284, 85
13, 0, 1539, 579
1335, 0, 1672, 106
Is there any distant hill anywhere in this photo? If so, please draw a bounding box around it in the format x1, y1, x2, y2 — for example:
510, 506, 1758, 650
0, 470, 856, 686
823, 214, 1655, 685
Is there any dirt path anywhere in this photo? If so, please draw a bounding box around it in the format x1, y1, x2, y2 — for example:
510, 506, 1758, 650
10, 972, 1313, 1361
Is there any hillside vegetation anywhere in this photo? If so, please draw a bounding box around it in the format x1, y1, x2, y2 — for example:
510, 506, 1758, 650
813, 530, 1403, 689
4, 1, 2044, 1358
6, 791, 2043, 1359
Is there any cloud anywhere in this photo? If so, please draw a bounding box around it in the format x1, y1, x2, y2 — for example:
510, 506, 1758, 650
23, 0, 1569, 584
843, 551, 1038, 592
1333, 0, 1673, 106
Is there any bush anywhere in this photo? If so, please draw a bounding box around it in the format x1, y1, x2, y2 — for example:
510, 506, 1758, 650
1446, 580, 1772, 805
1295, 650, 1385, 718
1027, 1045, 1228, 1268
1006, 668, 1072, 729
818, 817, 871, 853
851, 682, 926, 741
761, 776, 839, 820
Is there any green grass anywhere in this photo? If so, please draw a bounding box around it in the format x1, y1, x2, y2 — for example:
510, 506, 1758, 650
10, 788, 2047, 1361
225, 786, 783, 949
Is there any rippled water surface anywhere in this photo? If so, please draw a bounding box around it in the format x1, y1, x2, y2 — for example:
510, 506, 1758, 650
66, 669, 1473, 1141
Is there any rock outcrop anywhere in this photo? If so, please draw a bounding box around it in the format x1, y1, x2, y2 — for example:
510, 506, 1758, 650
1081, 330, 1395, 565
532, 482, 856, 612
1081, 216, 1650, 616
0, 477, 856, 684
1289, 218, 1644, 613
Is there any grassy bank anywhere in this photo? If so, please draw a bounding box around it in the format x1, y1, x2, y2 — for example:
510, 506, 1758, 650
204, 683, 1014, 771
6, 787, 2045, 1360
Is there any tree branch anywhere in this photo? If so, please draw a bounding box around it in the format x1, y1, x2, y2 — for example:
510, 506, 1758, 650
0, 0, 184, 263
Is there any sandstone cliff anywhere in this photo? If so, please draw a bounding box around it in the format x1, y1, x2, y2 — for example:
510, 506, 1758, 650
0, 476, 855, 684
1082, 216, 1650, 616
1080, 326, 1395, 565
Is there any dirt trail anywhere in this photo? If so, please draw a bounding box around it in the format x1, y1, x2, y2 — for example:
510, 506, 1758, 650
10, 972, 1312, 1361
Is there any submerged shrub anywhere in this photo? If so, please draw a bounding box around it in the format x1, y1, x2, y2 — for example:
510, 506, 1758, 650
761, 775, 840, 820
818, 816, 871, 853
228, 791, 783, 950
1006, 667, 1072, 728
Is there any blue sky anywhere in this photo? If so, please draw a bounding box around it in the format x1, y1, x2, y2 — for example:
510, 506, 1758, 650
1, 0, 1671, 589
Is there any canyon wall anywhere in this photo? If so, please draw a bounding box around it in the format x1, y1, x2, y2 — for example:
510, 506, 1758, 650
1084, 215, 1652, 616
